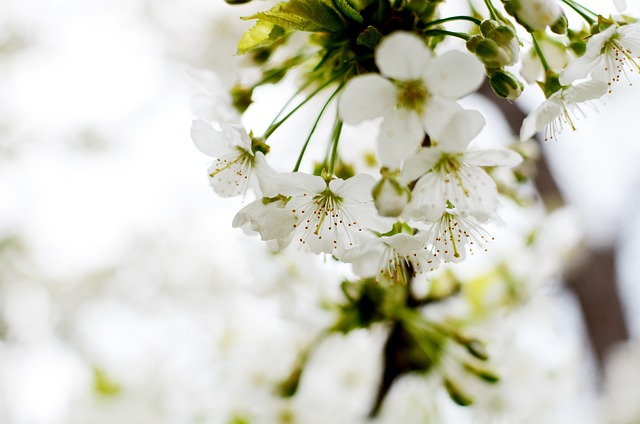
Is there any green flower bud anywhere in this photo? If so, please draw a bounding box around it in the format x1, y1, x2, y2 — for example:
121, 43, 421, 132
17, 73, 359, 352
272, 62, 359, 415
468, 21, 519, 68
230, 84, 253, 113
550, 12, 568, 34
489, 70, 524, 100
469, 38, 511, 68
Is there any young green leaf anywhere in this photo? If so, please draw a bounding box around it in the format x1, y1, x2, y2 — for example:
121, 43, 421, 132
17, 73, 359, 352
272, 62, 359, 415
333, 0, 364, 23
242, 0, 345, 33
237, 20, 286, 54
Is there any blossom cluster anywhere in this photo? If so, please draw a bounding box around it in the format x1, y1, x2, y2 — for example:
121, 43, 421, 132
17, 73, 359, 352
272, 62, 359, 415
191, 0, 640, 415
193, 0, 639, 282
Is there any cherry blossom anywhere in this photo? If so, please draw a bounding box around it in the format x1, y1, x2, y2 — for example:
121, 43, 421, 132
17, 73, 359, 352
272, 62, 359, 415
338, 31, 484, 168
520, 80, 608, 141
402, 110, 522, 223
559, 23, 640, 88
191, 119, 271, 197
236, 173, 392, 257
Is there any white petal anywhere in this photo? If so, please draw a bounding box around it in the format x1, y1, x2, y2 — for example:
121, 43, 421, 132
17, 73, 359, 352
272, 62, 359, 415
338, 75, 397, 124
520, 48, 544, 85
251, 152, 277, 196
424, 51, 484, 99
330, 174, 375, 203
342, 238, 385, 277
451, 167, 497, 221
464, 149, 522, 167
615, 0, 627, 12
617, 23, 640, 56
519, 98, 561, 140
437, 109, 485, 154
406, 172, 447, 222
401, 148, 442, 183
563, 80, 608, 103
271, 172, 326, 197
375, 31, 432, 81
558, 53, 601, 85
222, 123, 252, 151
385, 233, 427, 256
378, 109, 424, 168
208, 152, 252, 197
419, 97, 462, 139
191, 119, 232, 157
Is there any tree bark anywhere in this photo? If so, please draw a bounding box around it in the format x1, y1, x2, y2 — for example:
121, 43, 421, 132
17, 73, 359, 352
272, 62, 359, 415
479, 82, 629, 367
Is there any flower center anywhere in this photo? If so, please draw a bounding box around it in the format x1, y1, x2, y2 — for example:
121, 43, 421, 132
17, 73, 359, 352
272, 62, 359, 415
396, 80, 428, 113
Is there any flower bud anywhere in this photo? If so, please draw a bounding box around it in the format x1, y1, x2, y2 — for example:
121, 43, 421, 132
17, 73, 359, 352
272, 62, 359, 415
505, 0, 562, 30
467, 37, 512, 69
549, 11, 568, 34
489, 69, 524, 100
230, 84, 254, 113
467, 21, 519, 68
372, 170, 411, 217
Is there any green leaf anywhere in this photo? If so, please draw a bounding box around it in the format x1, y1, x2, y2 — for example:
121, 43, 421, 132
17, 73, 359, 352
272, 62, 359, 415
237, 20, 287, 54
242, 0, 344, 33
333, 0, 363, 23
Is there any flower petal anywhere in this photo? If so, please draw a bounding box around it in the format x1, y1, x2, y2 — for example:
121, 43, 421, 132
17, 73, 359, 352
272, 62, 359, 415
378, 109, 424, 168
271, 172, 326, 197
618, 23, 640, 56
424, 50, 484, 99
437, 109, 485, 154
375, 31, 432, 81
464, 149, 522, 167
338, 74, 397, 124
191, 119, 232, 157
419, 97, 462, 139
330, 174, 375, 203
519, 98, 561, 140
401, 148, 442, 183
405, 172, 447, 222
563, 80, 608, 103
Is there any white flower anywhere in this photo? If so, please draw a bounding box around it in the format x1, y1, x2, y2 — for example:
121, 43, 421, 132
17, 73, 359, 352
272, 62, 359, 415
238, 173, 392, 256
425, 208, 493, 262
342, 230, 437, 284
520, 80, 608, 140
191, 119, 270, 197
514, 0, 562, 30
338, 31, 484, 168
559, 24, 640, 87
402, 110, 522, 223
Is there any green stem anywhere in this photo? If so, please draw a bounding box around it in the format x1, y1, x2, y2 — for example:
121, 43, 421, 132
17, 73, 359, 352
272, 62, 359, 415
531, 33, 551, 72
328, 118, 343, 175
483, 0, 500, 21
268, 78, 316, 129
293, 83, 344, 172
560, 0, 596, 24
263, 74, 343, 139
423, 15, 482, 28
423, 29, 471, 41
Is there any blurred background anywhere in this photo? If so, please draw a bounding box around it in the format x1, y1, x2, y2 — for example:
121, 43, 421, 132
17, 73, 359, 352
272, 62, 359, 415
1, 0, 640, 423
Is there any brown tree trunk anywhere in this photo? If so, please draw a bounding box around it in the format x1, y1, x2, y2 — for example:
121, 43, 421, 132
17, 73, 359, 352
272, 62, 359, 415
479, 83, 629, 368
